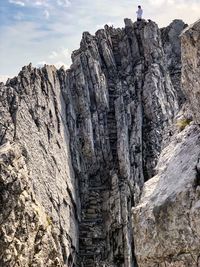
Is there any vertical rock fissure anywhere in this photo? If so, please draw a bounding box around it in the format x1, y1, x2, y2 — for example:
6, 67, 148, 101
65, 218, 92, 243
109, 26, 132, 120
78, 79, 121, 267
0, 18, 187, 267
64, 19, 183, 267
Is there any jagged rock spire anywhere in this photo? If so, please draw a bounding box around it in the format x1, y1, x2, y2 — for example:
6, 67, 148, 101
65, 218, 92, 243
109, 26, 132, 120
0, 18, 187, 267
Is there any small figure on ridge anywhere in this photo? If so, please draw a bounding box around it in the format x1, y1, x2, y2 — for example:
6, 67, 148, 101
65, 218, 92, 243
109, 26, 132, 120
136, 5, 143, 21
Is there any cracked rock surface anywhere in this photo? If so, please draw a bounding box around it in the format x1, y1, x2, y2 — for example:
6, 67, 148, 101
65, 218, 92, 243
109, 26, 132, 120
0, 65, 79, 266
133, 125, 200, 267
133, 19, 200, 267
181, 19, 200, 123
0, 17, 199, 267
62, 19, 180, 267
161, 19, 187, 106
0, 143, 65, 267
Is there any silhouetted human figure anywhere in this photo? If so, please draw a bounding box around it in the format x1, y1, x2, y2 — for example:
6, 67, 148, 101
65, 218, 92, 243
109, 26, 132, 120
136, 5, 143, 21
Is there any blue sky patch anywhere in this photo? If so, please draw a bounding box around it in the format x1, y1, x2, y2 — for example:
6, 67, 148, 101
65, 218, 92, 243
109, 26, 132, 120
0, 0, 200, 80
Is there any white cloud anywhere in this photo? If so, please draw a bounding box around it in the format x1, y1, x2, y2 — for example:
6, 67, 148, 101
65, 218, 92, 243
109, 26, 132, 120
9, 0, 50, 8
35, 1, 45, 6
57, 0, 71, 8
34, 0, 49, 7
9, 0, 25, 6
0, 75, 10, 83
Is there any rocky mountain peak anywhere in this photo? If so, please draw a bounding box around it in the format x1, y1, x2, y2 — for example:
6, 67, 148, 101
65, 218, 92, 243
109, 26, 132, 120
0, 18, 200, 267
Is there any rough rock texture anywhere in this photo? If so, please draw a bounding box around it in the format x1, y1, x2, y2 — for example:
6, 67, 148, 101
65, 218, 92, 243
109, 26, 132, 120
181, 19, 200, 123
133, 19, 200, 267
133, 125, 200, 267
62, 19, 181, 267
161, 19, 187, 105
0, 143, 65, 267
0, 65, 79, 266
0, 18, 189, 267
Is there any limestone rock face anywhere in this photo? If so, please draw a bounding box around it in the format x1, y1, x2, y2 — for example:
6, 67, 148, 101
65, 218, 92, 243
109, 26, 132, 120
133, 125, 200, 267
0, 143, 65, 267
181, 20, 200, 123
63, 19, 180, 267
0, 65, 79, 266
0, 18, 189, 267
133, 19, 200, 267
161, 19, 187, 105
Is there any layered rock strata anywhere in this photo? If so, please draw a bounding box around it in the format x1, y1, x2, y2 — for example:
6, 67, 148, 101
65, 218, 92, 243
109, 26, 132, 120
161, 19, 187, 105
62, 19, 181, 267
133, 125, 200, 267
0, 18, 188, 267
133, 20, 200, 267
0, 65, 79, 266
181, 19, 200, 123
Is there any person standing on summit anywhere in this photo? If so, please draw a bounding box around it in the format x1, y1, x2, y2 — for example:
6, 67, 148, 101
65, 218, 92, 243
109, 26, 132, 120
136, 5, 143, 21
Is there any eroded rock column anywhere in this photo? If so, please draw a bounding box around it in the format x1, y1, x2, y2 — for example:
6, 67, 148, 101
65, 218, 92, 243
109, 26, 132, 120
61, 19, 180, 267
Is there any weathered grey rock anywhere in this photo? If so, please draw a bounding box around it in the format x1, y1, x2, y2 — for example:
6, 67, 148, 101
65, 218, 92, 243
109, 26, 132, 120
161, 19, 187, 105
0, 143, 64, 267
0, 65, 79, 266
161, 20, 187, 73
133, 19, 200, 267
181, 19, 200, 123
0, 18, 187, 267
62, 19, 180, 267
133, 125, 200, 267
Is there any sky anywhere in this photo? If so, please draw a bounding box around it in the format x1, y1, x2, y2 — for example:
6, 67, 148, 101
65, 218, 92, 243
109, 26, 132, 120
0, 0, 200, 82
